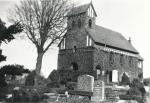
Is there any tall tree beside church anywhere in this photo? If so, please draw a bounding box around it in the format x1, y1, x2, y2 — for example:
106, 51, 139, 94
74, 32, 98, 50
10, 0, 71, 75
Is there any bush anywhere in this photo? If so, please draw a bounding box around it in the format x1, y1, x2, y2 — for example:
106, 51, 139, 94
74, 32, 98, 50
13, 89, 29, 102
47, 81, 60, 88
66, 82, 77, 90
25, 70, 36, 86
125, 78, 146, 102
48, 70, 59, 82
120, 72, 130, 85
127, 87, 141, 96
0, 86, 8, 101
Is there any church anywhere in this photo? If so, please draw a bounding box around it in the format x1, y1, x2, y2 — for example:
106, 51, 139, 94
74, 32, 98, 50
57, 3, 143, 84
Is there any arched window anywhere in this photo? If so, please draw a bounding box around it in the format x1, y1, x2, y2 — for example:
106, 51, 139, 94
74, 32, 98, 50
72, 20, 75, 28
88, 19, 92, 28
109, 52, 114, 65
78, 19, 81, 28
73, 46, 77, 53
96, 65, 101, 76
71, 62, 78, 71
129, 57, 133, 67
120, 54, 124, 66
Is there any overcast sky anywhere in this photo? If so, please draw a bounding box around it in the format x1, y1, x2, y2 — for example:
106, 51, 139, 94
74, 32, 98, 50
0, 0, 150, 78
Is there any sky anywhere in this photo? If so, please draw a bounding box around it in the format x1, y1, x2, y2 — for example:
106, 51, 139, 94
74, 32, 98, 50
0, 0, 150, 78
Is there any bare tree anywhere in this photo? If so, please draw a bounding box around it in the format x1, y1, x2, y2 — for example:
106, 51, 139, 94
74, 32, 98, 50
9, 0, 71, 75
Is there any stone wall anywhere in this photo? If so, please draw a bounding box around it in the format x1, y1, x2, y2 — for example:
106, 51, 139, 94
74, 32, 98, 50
57, 47, 95, 71
93, 47, 141, 81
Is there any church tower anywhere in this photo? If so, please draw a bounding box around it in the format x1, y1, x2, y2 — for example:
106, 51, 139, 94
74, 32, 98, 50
67, 2, 97, 31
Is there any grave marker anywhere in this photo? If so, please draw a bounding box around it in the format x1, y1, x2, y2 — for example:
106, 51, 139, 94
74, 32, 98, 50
91, 80, 105, 102
77, 75, 94, 92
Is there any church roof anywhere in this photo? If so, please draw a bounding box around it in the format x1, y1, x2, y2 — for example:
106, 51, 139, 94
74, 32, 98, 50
86, 25, 139, 54
67, 3, 97, 17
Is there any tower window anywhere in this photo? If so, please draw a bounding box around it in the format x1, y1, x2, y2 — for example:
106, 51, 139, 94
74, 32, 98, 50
60, 38, 65, 49
88, 19, 92, 28
73, 46, 77, 53
72, 20, 75, 28
78, 19, 81, 28
86, 35, 92, 46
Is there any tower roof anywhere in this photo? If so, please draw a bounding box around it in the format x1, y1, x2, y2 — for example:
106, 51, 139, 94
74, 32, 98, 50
67, 3, 97, 17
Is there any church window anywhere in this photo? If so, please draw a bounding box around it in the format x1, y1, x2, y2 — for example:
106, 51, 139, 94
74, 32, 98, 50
138, 61, 142, 68
86, 35, 89, 46
89, 38, 92, 46
129, 57, 133, 67
72, 20, 75, 28
120, 54, 124, 66
109, 52, 114, 65
86, 35, 92, 46
71, 62, 78, 71
73, 46, 77, 53
88, 5, 94, 17
60, 38, 66, 49
78, 19, 81, 28
89, 19, 92, 28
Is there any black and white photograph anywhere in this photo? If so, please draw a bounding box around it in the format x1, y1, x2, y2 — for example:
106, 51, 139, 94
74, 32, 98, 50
0, 0, 150, 103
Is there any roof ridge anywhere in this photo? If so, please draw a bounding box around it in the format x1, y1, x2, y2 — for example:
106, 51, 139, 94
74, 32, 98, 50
86, 25, 139, 54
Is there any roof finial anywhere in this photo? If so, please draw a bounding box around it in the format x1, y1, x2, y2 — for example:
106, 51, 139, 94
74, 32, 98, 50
128, 37, 132, 43
90, 0, 93, 4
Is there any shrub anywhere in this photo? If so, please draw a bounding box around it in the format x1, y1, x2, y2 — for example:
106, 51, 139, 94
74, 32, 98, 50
127, 87, 141, 96
13, 89, 29, 102
120, 72, 130, 85
126, 78, 146, 102
66, 82, 77, 90
25, 70, 36, 86
47, 81, 60, 88
0, 86, 8, 101
48, 70, 59, 82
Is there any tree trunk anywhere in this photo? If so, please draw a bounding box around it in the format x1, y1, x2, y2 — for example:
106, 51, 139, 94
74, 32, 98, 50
35, 52, 44, 75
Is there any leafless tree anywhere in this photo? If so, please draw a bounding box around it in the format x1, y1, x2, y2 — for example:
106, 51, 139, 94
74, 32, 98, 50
9, 0, 71, 75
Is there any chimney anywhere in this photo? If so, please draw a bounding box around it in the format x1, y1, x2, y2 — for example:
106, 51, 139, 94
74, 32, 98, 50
128, 37, 131, 43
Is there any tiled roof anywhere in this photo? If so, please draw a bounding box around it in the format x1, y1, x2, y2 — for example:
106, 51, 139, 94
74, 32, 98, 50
67, 3, 97, 17
67, 3, 90, 16
86, 25, 139, 54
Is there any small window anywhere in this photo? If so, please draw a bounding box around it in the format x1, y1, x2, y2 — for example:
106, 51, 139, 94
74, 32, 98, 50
138, 61, 142, 68
86, 35, 92, 46
86, 35, 89, 46
129, 57, 133, 67
89, 38, 92, 46
109, 52, 114, 65
78, 19, 81, 28
60, 38, 65, 50
73, 46, 77, 53
71, 62, 78, 71
88, 19, 92, 28
72, 20, 75, 28
120, 54, 124, 66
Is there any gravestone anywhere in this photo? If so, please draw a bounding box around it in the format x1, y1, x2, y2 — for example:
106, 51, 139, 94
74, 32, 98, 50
77, 75, 94, 92
91, 80, 105, 102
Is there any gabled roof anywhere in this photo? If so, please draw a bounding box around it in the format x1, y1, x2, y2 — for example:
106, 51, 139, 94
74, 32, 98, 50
67, 3, 97, 17
86, 25, 139, 54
